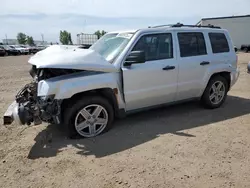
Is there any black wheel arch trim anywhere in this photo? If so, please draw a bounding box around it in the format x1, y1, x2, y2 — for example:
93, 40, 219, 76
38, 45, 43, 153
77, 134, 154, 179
61, 88, 126, 122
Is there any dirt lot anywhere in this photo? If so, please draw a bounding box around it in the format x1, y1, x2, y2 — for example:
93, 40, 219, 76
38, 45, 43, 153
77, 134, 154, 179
0, 54, 250, 188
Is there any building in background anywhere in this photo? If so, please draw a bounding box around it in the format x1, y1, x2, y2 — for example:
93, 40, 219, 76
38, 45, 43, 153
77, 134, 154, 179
2, 39, 48, 45
76, 33, 98, 48
2, 39, 18, 45
33, 40, 48, 45
197, 14, 250, 49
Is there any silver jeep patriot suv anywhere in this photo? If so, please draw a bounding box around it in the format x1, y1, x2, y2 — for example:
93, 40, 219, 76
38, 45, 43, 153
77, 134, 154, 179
3, 23, 239, 138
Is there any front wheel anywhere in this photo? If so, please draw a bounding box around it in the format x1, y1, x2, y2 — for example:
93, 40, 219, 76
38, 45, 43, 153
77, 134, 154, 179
64, 96, 114, 138
201, 76, 228, 109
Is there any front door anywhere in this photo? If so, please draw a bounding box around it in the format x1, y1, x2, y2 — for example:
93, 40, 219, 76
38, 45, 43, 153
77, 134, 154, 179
122, 32, 178, 111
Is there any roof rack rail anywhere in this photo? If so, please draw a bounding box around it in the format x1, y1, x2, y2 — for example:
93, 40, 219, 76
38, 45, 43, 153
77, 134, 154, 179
172, 23, 221, 29
149, 23, 221, 29
149, 24, 173, 28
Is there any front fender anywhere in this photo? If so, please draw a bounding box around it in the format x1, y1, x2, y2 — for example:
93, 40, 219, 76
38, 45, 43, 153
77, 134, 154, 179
37, 72, 120, 99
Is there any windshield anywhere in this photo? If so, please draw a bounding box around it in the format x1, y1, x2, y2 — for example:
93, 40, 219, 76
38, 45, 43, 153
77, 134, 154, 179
90, 32, 134, 62
9, 46, 15, 49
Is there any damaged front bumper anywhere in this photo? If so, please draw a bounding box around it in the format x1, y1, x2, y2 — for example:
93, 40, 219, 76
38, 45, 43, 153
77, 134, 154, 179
3, 99, 62, 126
3, 83, 62, 126
3, 101, 20, 125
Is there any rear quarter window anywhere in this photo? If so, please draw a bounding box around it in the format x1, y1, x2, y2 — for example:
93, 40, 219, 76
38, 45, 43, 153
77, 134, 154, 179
209, 33, 230, 53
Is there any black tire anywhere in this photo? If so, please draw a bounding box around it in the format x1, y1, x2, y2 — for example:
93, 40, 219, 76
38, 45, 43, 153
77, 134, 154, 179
64, 96, 114, 139
5, 52, 8, 56
244, 47, 248, 53
201, 75, 228, 109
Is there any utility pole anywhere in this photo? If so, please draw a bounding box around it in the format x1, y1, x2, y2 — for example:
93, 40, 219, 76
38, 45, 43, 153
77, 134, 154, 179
41, 34, 44, 44
5, 34, 8, 44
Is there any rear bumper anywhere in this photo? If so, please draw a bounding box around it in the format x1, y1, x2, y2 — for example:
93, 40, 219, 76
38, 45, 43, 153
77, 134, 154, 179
230, 68, 240, 88
3, 101, 20, 125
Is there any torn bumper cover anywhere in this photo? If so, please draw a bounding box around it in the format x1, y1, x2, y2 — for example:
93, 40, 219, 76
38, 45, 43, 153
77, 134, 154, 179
3, 101, 20, 125
3, 83, 62, 126
3, 99, 61, 126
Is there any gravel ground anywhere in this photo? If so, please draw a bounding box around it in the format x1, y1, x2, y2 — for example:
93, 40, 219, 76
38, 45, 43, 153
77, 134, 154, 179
0, 53, 250, 188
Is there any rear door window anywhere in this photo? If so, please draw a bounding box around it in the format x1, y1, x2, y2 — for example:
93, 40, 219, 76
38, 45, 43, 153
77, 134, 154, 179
178, 32, 207, 57
209, 33, 229, 53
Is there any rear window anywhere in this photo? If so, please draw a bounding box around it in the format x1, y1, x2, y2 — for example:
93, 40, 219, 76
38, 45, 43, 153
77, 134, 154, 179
209, 33, 229, 53
178, 32, 207, 57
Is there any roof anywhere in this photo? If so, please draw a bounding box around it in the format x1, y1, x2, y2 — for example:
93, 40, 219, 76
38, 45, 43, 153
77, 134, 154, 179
108, 24, 223, 35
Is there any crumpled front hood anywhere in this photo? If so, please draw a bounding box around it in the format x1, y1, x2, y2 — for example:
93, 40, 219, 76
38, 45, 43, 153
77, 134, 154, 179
28, 45, 118, 72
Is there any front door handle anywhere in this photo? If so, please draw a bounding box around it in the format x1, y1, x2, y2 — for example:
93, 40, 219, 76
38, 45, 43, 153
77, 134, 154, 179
200, 61, 210, 65
163, 65, 175, 70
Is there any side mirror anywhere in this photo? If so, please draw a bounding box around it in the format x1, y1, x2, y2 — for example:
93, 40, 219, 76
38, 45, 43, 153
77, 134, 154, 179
124, 51, 145, 66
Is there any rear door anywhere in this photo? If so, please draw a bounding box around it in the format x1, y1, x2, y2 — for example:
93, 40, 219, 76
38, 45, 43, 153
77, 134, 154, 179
176, 31, 211, 101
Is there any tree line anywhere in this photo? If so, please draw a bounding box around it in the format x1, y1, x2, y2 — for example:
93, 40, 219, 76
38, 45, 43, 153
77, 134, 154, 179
16, 32, 35, 45
15, 30, 108, 46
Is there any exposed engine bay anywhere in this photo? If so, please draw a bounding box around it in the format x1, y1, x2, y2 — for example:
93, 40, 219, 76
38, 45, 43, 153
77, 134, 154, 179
29, 65, 83, 80
14, 66, 82, 126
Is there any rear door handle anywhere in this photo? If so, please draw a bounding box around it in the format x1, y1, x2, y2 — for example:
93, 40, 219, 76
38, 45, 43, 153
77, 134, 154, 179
200, 61, 210, 65
163, 65, 175, 70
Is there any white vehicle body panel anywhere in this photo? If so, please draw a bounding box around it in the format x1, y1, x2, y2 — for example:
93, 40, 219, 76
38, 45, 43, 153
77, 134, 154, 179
37, 71, 126, 109
28, 45, 118, 72
122, 58, 178, 111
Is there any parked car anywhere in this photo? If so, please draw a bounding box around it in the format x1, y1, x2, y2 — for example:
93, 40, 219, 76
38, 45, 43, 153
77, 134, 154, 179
20, 45, 38, 54
29, 46, 39, 54
241, 44, 250, 52
234, 46, 238, 52
0, 46, 6, 56
0, 45, 19, 56
36, 45, 47, 51
3, 23, 239, 138
10, 45, 29, 55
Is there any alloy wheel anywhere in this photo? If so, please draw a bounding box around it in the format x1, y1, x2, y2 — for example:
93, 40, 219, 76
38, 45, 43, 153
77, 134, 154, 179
209, 81, 225, 105
74, 104, 108, 137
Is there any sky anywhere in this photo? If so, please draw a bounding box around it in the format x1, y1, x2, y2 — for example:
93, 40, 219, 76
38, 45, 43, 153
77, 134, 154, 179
1, 0, 250, 43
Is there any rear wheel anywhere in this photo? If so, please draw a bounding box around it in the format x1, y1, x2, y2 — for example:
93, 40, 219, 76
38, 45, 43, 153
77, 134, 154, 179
201, 75, 228, 109
64, 96, 114, 138
5, 52, 8, 56
244, 47, 248, 53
